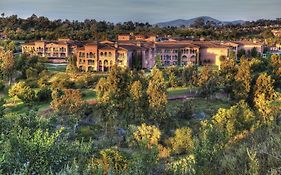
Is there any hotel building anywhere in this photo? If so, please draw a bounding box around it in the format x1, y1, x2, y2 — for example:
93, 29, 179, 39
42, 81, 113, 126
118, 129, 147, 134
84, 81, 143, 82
22, 38, 78, 63
21, 35, 265, 72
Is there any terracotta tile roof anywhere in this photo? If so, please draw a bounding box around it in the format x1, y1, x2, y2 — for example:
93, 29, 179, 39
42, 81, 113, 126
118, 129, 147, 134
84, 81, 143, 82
156, 41, 199, 49
98, 44, 116, 50
119, 44, 142, 51
22, 42, 35, 46
231, 41, 263, 46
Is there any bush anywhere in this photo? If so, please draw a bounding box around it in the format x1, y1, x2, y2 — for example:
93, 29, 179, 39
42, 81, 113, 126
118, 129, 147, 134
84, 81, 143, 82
8, 82, 36, 105
167, 154, 196, 175
168, 127, 194, 154
133, 123, 161, 148
36, 87, 52, 102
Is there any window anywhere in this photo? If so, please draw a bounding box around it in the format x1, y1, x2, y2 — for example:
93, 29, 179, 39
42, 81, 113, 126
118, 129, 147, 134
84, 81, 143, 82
79, 52, 85, 58
88, 52, 95, 58
88, 60, 94, 65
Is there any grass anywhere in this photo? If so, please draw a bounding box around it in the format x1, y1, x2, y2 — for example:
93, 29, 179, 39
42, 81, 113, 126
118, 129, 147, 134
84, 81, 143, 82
44, 63, 67, 72
82, 89, 97, 101
168, 87, 196, 98
191, 98, 233, 118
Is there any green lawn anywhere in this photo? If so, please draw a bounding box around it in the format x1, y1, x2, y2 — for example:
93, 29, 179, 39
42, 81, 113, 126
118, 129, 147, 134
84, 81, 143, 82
168, 87, 196, 98
82, 89, 97, 101
44, 63, 67, 72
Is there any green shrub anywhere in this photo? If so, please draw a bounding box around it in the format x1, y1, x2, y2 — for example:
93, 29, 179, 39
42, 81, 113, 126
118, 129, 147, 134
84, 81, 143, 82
36, 87, 52, 102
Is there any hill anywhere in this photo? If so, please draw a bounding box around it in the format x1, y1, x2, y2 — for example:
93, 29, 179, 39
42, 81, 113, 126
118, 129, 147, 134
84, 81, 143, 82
156, 16, 245, 27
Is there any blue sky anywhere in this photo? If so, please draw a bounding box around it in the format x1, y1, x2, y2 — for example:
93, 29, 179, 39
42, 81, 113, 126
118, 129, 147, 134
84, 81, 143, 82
0, 0, 280, 23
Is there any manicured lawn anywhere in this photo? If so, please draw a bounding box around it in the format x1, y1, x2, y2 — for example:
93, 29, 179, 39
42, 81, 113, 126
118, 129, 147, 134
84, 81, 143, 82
44, 63, 67, 72
168, 87, 196, 98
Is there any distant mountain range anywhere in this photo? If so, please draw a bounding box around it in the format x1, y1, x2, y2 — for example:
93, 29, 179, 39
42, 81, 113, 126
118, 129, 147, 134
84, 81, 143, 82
155, 16, 245, 27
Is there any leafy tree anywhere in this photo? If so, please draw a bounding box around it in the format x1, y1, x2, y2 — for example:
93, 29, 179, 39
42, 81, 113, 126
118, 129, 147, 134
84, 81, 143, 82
95, 66, 132, 130
0, 48, 15, 85
219, 56, 237, 98
168, 127, 194, 154
147, 68, 168, 122
51, 89, 85, 116
253, 72, 276, 102
269, 54, 281, 88
167, 154, 196, 175
133, 123, 161, 149
129, 80, 148, 122
3, 128, 92, 174
95, 77, 110, 103
88, 148, 128, 174
8, 82, 36, 105
66, 55, 78, 73
167, 72, 178, 88
253, 73, 277, 122
195, 66, 219, 98
234, 58, 252, 100
181, 64, 198, 86
212, 100, 256, 138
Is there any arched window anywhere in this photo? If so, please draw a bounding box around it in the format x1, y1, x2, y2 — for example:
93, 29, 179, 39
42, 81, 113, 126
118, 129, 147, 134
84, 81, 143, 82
104, 60, 108, 66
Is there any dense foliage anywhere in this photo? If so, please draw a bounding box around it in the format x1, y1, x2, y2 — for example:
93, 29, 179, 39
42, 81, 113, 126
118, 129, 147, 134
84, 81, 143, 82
0, 14, 281, 42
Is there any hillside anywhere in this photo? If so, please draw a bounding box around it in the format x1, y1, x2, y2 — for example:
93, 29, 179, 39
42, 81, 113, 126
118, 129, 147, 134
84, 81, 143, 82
156, 16, 245, 27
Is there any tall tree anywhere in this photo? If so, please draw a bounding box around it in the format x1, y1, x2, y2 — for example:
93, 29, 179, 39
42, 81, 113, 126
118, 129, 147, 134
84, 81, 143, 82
66, 55, 78, 73
0, 48, 15, 85
195, 66, 219, 98
129, 80, 148, 122
147, 68, 168, 122
253, 73, 277, 121
233, 58, 252, 100
220, 55, 237, 98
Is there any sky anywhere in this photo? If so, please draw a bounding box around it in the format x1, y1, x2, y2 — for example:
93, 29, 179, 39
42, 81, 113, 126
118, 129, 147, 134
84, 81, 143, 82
0, 0, 281, 24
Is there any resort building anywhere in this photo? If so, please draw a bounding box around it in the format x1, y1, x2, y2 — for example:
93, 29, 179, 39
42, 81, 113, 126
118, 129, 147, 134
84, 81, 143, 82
193, 41, 229, 66
76, 40, 145, 72
21, 36, 265, 72
222, 41, 264, 59
270, 43, 281, 56
155, 41, 200, 66
22, 39, 78, 62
